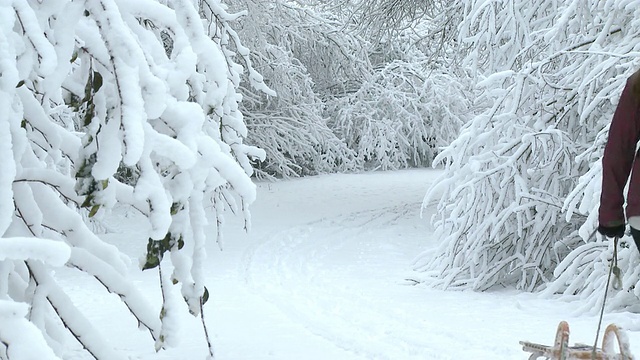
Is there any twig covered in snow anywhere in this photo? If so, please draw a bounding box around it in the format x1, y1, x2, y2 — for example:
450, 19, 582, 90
416, 0, 640, 301
1, 0, 266, 358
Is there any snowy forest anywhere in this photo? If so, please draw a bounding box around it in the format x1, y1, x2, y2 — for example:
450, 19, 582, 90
2, 0, 640, 358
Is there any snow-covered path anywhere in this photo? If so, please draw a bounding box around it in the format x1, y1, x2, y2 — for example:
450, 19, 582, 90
64, 169, 640, 359
209, 170, 440, 359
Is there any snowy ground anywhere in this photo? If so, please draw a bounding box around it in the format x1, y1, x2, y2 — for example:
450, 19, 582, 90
60, 169, 640, 359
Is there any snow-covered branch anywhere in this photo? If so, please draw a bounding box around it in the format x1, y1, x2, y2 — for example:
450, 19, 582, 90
224, 0, 367, 178
417, 0, 640, 300
1, 0, 264, 357
327, 60, 470, 170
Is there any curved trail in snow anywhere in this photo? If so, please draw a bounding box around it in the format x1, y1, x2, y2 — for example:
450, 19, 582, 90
225, 170, 640, 359
231, 170, 518, 359
63, 169, 640, 359
240, 205, 460, 359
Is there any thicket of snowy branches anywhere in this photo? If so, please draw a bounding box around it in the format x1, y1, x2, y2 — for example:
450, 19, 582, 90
326, 57, 470, 170
226, 0, 469, 176
227, 0, 361, 178
0, 0, 268, 358
12, 0, 640, 357
417, 0, 640, 309
1, 0, 472, 357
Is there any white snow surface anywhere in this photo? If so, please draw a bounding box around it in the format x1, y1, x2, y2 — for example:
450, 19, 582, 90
0, 237, 70, 265
59, 169, 640, 359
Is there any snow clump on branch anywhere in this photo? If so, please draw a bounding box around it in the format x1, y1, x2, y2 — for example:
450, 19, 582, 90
0, 0, 268, 358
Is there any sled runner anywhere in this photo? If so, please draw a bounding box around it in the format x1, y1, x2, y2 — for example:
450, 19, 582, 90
520, 321, 634, 359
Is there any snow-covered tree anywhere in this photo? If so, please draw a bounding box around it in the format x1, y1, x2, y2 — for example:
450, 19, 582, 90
226, 0, 361, 178
416, 0, 640, 298
327, 0, 438, 39
327, 58, 471, 170
313, 0, 472, 170
222, 0, 471, 175
0, 0, 266, 358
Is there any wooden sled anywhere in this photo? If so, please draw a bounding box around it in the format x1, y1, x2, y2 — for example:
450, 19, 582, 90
520, 321, 634, 359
